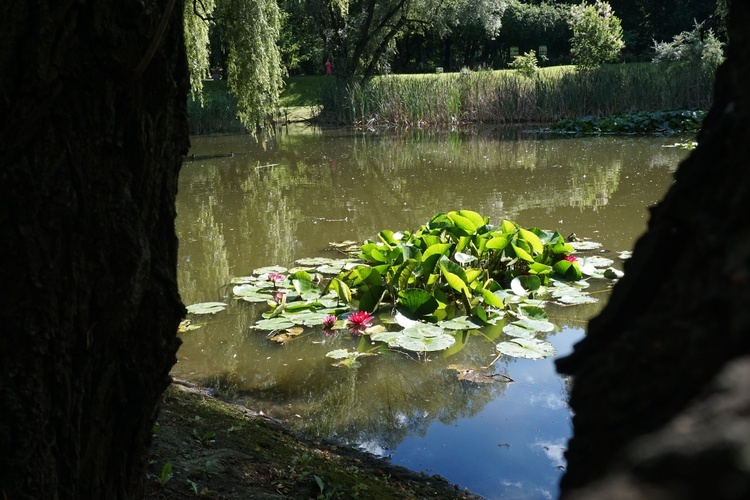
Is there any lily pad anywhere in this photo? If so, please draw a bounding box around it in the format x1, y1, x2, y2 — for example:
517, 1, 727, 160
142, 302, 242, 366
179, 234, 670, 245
186, 302, 228, 315
502, 323, 538, 339
568, 240, 602, 251
253, 265, 288, 275
496, 338, 557, 359
438, 316, 483, 331
252, 317, 296, 331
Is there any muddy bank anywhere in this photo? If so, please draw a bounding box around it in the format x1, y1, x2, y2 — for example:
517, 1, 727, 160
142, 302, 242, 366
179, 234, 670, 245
145, 380, 482, 499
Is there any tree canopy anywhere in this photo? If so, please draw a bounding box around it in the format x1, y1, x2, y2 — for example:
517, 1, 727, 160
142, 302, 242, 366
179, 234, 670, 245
185, 0, 284, 129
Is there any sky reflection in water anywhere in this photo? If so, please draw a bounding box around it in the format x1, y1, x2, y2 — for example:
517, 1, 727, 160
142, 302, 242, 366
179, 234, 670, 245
175, 126, 689, 498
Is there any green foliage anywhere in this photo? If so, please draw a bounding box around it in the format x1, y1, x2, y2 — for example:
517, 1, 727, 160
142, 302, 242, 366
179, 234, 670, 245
220, 0, 285, 129
184, 0, 216, 100
509, 50, 540, 78
184, 0, 284, 131
552, 109, 706, 136
226, 212, 623, 365
156, 463, 173, 487
320, 63, 715, 126
568, 0, 625, 70
652, 20, 724, 73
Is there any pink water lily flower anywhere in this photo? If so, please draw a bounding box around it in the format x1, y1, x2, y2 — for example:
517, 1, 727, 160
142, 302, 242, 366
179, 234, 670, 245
268, 273, 284, 288
322, 315, 337, 329
563, 254, 578, 263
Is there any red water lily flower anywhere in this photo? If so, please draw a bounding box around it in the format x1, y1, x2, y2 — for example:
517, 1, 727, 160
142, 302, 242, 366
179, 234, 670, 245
346, 311, 374, 335
563, 254, 577, 263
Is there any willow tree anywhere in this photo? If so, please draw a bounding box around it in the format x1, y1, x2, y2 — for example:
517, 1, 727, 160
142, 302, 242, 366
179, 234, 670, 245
184, 0, 284, 128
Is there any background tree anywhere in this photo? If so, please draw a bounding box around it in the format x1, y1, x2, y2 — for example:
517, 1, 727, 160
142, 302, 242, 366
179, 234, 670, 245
568, 0, 625, 69
0, 0, 188, 498
184, 0, 284, 129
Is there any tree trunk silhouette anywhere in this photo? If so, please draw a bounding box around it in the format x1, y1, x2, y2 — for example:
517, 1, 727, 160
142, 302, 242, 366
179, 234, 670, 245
557, 1, 750, 497
0, 1, 188, 498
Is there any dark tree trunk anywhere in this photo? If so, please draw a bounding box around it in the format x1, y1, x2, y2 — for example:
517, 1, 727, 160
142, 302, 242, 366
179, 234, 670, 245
557, 1, 750, 496
0, 1, 188, 498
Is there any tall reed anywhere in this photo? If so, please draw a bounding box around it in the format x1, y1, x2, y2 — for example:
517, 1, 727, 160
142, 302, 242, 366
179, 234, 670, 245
321, 62, 716, 126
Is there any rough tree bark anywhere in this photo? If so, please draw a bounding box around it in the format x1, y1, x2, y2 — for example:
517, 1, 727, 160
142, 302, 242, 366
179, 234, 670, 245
0, 1, 188, 498
557, 1, 750, 498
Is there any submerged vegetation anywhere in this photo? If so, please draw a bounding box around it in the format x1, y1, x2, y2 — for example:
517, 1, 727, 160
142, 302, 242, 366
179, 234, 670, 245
188, 211, 623, 371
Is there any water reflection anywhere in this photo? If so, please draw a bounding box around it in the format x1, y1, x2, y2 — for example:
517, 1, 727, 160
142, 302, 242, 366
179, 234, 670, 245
175, 126, 688, 497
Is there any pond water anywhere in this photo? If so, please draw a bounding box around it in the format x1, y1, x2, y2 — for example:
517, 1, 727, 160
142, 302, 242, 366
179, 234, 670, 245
175, 126, 689, 499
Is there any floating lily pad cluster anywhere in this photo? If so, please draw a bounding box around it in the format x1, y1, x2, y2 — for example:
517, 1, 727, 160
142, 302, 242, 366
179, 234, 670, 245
188, 211, 624, 370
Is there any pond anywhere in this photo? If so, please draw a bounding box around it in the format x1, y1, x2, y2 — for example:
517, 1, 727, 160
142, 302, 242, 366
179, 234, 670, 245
174, 126, 689, 499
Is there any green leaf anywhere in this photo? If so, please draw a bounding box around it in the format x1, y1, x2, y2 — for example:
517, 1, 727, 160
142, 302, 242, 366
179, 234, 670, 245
398, 289, 439, 317
253, 265, 288, 275
518, 227, 544, 254
496, 338, 557, 359
252, 317, 296, 330
457, 210, 487, 229
186, 302, 228, 315
328, 278, 352, 304
511, 243, 534, 263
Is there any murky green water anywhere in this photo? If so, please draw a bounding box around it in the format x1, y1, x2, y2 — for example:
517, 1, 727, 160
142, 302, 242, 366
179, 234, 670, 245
175, 125, 689, 499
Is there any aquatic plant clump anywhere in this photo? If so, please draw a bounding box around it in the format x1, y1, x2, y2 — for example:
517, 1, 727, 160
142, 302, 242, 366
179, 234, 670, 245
213, 211, 623, 368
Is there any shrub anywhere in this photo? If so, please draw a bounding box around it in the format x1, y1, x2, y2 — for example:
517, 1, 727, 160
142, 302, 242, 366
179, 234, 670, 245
568, 0, 625, 70
652, 20, 724, 72
509, 50, 540, 78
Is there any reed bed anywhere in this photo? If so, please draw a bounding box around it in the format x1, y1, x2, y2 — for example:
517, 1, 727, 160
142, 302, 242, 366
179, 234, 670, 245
320, 63, 716, 126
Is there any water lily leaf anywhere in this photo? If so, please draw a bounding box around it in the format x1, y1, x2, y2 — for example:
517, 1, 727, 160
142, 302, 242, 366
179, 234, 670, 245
582, 255, 614, 268
237, 291, 274, 303
513, 317, 555, 333
393, 311, 421, 329
438, 316, 482, 330
568, 241, 601, 251
618, 251, 632, 260
282, 310, 330, 327
253, 265, 288, 275
252, 317, 296, 330
230, 276, 257, 284
519, 305, 548, 320
496, 338, 557, 359
370, 330, 403, 344
555, 294, 599, 305
325, 349, 376, 368
398, 289, 439, 317
296, 257, 340, 267
510, 277, 529, 296
395, 333, 456, 352
325, 349, 352, 360
186, 302, 228, 315
502, 323, 538, 339
317, 264, 347, 275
